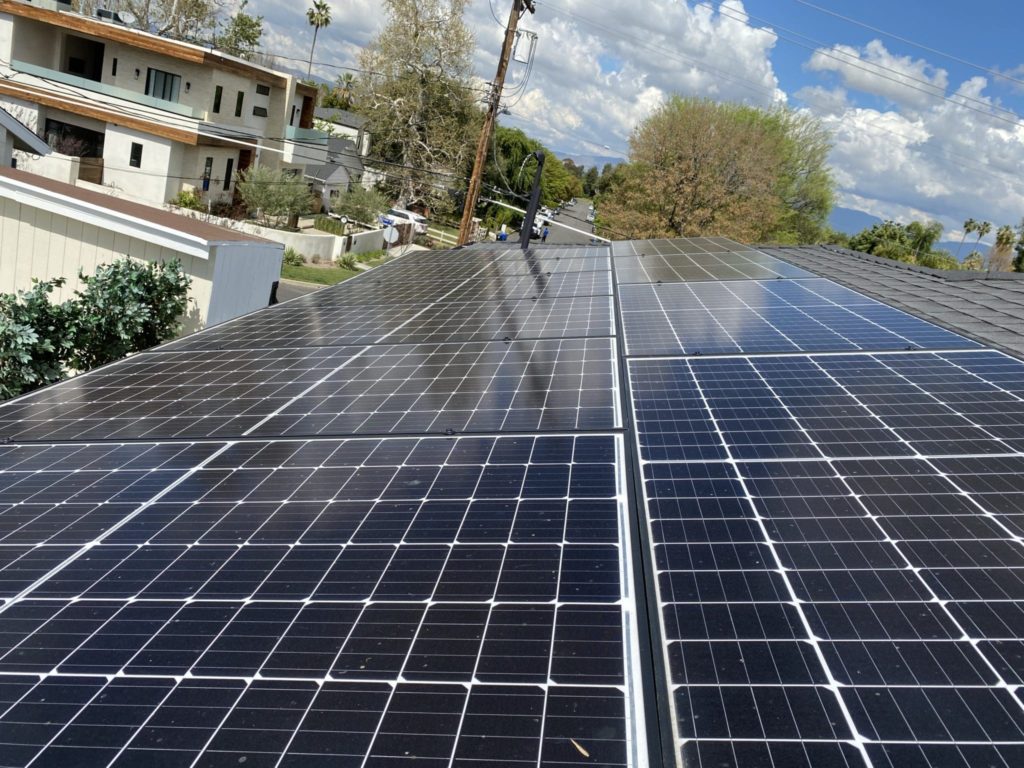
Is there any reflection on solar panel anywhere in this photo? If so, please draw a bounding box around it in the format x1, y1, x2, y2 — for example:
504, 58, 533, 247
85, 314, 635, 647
5, 236, 1024, 767
620, 280, 978, 355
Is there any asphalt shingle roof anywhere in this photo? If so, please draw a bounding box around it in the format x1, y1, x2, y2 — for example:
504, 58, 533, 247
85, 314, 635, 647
764, 244, 1024, 357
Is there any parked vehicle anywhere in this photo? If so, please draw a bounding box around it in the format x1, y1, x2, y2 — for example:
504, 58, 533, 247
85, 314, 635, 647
385, 208, 429, 235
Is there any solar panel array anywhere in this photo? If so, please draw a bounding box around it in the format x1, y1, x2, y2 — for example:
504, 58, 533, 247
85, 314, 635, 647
0, 246, 646, 768
2, 235, 1024, 767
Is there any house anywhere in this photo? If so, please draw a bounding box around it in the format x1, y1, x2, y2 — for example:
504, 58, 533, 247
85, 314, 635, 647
305, 137, 365, 212
0, 165, 283, 331
0, 0, 329, 206
314, 107, 371, 156
0, 104, 50, 166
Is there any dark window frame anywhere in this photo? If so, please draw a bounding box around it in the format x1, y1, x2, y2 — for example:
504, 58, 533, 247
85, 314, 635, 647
224, 158, 234, 190
213, 85, 223, 114
234, 91, 244, 118
129, 142, 143, 168
144, 67, 181, 102
252, 105, 268, 118
255, 83, 270, 96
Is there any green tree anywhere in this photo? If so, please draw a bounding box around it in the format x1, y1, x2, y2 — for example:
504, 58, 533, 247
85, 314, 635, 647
957, 218, 977, 260
976, 221, 993, 249
989, 224, 1016, 272
0, 279, 71, 400
1013, 219, 1024, 272
217, 0, 263, 59
848, 220, 956, 268
306, 0, 332, 77
356, 0, 479, 212
583, 167, 599, 197
598, 97, 834, 243
483, 127, 582, 215
321, 73, 357, 110
331, 186, 390, 225
963, 251, 985, 271
67, 260, 191, 371
236, 166, 313, 227
1, 260, 191, 400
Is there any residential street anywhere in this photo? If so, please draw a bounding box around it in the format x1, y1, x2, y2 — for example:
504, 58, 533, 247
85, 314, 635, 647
543, 199, 602, 245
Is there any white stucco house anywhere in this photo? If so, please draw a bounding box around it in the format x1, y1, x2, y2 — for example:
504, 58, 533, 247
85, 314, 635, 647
0, 165, 283, 332
0, 0, 330, 206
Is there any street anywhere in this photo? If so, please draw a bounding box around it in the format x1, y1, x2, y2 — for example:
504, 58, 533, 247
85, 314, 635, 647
542, 199, 602, 246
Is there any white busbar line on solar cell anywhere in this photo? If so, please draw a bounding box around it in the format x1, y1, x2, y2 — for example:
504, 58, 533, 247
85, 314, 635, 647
638, 356, 878, 764
0, 444, 233, 622
624, 347, 988, 363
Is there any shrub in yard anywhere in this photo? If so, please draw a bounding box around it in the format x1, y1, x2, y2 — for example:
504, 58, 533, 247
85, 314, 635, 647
169, 189, 204, 211
337, 254, 358, 270
236, 166, 311, 227
282, 248, 305, 266
310, 254, 322, 264
0, 259, 192, 400
0, 279, 72, 400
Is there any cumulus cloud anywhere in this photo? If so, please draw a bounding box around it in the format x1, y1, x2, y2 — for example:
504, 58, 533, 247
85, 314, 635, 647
806, 39, 949, 110
246, 0, 784, 158
806, 72, 1024, 237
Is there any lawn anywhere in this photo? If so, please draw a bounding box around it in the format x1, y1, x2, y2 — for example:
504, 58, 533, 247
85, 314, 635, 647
281, 264, 359, 286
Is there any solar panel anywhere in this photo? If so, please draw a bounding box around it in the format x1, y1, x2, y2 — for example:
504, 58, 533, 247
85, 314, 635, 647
7, 235, 1024, 767
620, 280, 979, 355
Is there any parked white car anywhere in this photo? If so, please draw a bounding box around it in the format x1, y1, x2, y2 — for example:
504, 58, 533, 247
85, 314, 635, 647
385, 208, 429, 235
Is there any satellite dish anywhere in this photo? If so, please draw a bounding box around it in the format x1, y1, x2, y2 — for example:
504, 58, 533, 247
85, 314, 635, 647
383, 226, 400, 245
339, 216, 348, 225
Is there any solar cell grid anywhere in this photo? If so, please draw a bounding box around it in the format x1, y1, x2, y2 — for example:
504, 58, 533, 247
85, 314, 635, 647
0, 434, 645, 767
620, 280, 978, 356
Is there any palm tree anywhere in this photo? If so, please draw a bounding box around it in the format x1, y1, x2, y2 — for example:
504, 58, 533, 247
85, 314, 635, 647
990, 224, 1017, 272
957, 218, 977, 260
337, 72, 355, 110
306, 0, 331, 78
976, 220, 993, 248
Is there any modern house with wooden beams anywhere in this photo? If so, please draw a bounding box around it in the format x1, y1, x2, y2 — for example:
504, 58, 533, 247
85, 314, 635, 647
0, 0, 329, 205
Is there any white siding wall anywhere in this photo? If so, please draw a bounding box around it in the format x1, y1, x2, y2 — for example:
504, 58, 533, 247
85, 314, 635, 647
0, 196, 214, 333
206, 243, 283, 325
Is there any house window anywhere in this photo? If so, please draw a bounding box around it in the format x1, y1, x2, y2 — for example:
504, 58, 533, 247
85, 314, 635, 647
213, 85, 223, 114
202, 156, 213, 192
145, 68, 181, 102
111, 58, 117, 77
224, 158, 234, 190
255, 84, 270, 96
129, 142, 143, 168
290, 105, 297, 126
252, 106, 268, 118
234, 91, 244, 117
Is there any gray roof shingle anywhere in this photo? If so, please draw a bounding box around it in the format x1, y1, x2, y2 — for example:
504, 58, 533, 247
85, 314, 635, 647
764, 244, 1024, 357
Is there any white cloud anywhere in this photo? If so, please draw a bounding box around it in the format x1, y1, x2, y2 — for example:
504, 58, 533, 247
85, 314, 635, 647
808, 74, 1024, 237
806, 39, 949, 110
247, 0, 784, 159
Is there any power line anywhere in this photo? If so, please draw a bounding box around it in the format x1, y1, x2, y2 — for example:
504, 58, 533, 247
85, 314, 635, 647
532, 0, 1024, 189
713, 3, 1024, 128
787, 0, 1024, 90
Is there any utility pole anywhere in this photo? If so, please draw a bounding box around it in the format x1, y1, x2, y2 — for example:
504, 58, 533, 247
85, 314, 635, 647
457, 0, 536, 246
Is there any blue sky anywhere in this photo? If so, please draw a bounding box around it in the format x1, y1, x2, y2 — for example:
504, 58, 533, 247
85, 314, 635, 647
252, 0, 1024, 242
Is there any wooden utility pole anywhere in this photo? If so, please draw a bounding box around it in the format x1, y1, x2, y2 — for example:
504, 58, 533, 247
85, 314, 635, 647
457, 0, 535, 246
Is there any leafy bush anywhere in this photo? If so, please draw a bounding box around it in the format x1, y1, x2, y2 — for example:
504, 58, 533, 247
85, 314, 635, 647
0, 259, 192, 400
66, 259, 192, 371
314, 215, 347, 237
170, 189, 204, 211
310, 255, 322, 264
331, 187, 389, 225
236, 166, 312, 227
336, 254, 358, 270
0, 279, 71, 400
282, 247, 305, 267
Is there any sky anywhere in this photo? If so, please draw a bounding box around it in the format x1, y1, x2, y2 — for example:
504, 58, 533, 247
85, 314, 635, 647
248, 0, 1024, 243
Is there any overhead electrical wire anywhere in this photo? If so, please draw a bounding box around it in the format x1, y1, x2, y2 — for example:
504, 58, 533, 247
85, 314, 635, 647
532, 0, 1024, 189
787, 0, 1024, 90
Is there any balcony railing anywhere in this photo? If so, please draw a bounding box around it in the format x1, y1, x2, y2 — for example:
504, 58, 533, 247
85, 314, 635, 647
11, 60, 205, 120
285, 125, 330, 145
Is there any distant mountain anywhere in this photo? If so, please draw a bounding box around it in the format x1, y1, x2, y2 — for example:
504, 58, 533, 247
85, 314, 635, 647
556, 153, 625, 171
829, 207, 881, 235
